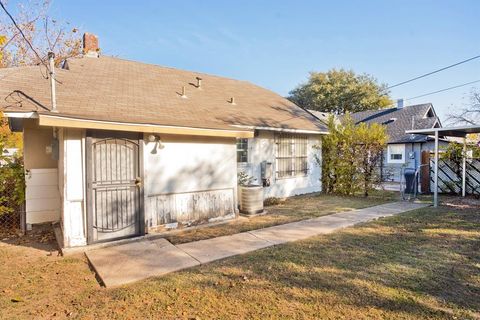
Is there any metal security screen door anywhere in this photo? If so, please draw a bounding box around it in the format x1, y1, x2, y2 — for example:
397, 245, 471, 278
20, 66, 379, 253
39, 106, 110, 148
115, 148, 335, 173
86, 131, 144, 243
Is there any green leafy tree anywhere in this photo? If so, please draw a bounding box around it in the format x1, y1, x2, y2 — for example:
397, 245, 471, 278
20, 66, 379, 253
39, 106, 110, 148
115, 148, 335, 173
317, 114, 387, 196
0, 113, 22, 150
0, 156, 25, 217
288, 69, 392, 114
355, 121, 388, 196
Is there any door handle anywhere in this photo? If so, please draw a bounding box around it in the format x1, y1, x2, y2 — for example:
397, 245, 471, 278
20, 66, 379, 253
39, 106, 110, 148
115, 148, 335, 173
135, 177, 142, 187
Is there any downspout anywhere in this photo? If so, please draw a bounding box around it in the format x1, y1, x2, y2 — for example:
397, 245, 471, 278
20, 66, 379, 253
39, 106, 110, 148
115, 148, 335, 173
48, 52, 58, 113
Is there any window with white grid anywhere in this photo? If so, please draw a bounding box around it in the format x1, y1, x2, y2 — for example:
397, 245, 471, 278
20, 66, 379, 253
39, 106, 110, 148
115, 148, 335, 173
236, 138, 248, 163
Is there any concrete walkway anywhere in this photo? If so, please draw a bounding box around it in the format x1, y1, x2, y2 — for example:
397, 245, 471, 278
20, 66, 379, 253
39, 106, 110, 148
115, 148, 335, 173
86, 201, 428, 287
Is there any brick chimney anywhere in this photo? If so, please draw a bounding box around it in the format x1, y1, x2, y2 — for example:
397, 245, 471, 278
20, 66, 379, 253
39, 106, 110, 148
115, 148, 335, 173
83, 33, 99, 57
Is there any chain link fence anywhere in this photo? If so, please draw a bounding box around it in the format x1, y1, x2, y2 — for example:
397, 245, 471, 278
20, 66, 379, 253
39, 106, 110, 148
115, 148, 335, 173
0, 199, 25, 234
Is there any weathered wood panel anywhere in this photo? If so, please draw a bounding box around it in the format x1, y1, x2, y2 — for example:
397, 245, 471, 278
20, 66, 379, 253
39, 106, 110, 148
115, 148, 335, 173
148, 188, 235, 226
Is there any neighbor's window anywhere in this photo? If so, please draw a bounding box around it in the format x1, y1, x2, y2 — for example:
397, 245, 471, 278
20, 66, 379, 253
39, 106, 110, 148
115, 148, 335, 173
387, 144, 405, 163
275, 133, 308, 178
236, 138, 248, 163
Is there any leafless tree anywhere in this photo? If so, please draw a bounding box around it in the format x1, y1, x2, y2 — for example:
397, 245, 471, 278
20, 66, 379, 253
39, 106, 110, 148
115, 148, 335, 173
447, 90, 480, 125
0, 0, 82, 68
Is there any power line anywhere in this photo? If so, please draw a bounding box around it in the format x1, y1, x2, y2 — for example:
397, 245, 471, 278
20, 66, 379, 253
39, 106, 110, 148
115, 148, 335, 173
387, 54, 480, 90
0, 0, 49, 71
405, 79, 480, 101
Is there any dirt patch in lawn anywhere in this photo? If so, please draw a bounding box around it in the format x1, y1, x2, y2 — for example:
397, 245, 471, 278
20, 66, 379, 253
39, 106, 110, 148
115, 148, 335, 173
164, 191, 399, 244
442, 196, 480, 210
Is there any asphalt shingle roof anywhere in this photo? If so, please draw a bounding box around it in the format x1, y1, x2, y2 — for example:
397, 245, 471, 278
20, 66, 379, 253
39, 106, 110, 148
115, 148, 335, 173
348, 103, 441, 143
0, 56, 327, 133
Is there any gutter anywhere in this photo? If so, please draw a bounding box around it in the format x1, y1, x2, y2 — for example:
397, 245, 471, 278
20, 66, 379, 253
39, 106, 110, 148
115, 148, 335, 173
2, 111, 38, 118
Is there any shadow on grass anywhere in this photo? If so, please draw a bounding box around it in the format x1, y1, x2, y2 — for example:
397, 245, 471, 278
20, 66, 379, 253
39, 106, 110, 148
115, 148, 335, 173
181, 206, 479, 318
0, 223, 59, 253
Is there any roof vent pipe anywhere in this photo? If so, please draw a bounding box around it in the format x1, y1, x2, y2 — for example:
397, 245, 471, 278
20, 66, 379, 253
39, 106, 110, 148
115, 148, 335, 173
229, 97, 236, 105
48, 52, 58, 113
181, 86, 187, 98
196, 77, 202, 89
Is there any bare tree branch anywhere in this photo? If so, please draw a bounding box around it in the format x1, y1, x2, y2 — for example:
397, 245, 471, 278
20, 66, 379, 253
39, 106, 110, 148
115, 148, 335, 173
447, 90, 480, 125
0, 0, 82, 68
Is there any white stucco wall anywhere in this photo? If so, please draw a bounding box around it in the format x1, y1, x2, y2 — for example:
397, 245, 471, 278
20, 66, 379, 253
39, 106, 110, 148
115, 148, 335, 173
58, 131, 238, 246
237, 131, 323, 198
57, 129, 322, 245
143, 134, 238, 227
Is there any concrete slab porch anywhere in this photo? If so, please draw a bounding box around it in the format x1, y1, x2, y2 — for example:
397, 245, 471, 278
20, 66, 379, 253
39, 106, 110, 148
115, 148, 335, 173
86, 238, 200, 287
86, 201, 429, 287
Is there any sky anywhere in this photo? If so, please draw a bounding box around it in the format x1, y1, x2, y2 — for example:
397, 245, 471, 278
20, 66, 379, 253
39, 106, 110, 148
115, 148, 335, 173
24, 0, 480, 122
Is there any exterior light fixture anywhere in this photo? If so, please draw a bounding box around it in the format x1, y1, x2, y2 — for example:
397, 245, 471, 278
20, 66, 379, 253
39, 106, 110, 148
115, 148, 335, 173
147, 134, 158, 143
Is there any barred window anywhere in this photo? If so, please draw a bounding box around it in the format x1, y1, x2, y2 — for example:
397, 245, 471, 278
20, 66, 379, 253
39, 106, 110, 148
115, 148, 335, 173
236, 138, 248, 163
275, 133, 308, 178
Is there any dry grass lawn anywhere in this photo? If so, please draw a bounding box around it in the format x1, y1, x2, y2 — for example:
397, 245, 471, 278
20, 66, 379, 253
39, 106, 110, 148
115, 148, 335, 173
0, 198, 479, 319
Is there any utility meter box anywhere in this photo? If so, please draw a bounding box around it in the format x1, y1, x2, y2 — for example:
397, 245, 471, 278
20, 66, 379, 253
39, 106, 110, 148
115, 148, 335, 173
261, 161, 273, 187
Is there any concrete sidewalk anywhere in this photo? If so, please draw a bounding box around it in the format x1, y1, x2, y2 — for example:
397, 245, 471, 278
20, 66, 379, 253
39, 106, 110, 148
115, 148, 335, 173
86, 201, 429, 287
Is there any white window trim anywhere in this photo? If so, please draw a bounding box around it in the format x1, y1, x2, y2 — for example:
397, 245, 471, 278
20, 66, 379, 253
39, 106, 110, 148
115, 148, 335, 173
387, 144, 405, 164
236, 138, 249, 164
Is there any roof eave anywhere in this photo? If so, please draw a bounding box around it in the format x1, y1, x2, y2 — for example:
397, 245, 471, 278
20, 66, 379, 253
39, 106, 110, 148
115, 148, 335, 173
36, 113, 254, 138
231, 124, 328, 135
2, 111, 39, 119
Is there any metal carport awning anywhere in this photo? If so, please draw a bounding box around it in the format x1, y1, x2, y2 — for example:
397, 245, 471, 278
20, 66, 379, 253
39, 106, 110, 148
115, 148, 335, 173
406, 125, 480, 207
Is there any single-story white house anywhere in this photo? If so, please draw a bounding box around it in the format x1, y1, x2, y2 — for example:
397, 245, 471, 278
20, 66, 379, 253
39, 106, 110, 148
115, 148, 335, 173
0, 34, 327, 248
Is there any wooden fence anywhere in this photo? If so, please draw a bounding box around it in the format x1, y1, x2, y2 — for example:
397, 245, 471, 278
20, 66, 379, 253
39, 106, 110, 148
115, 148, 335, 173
429, 157, 480, 195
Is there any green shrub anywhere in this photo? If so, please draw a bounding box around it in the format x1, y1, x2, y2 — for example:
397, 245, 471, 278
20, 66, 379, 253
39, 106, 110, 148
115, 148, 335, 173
316, 114, 387, 197
0, 155, 25, 216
